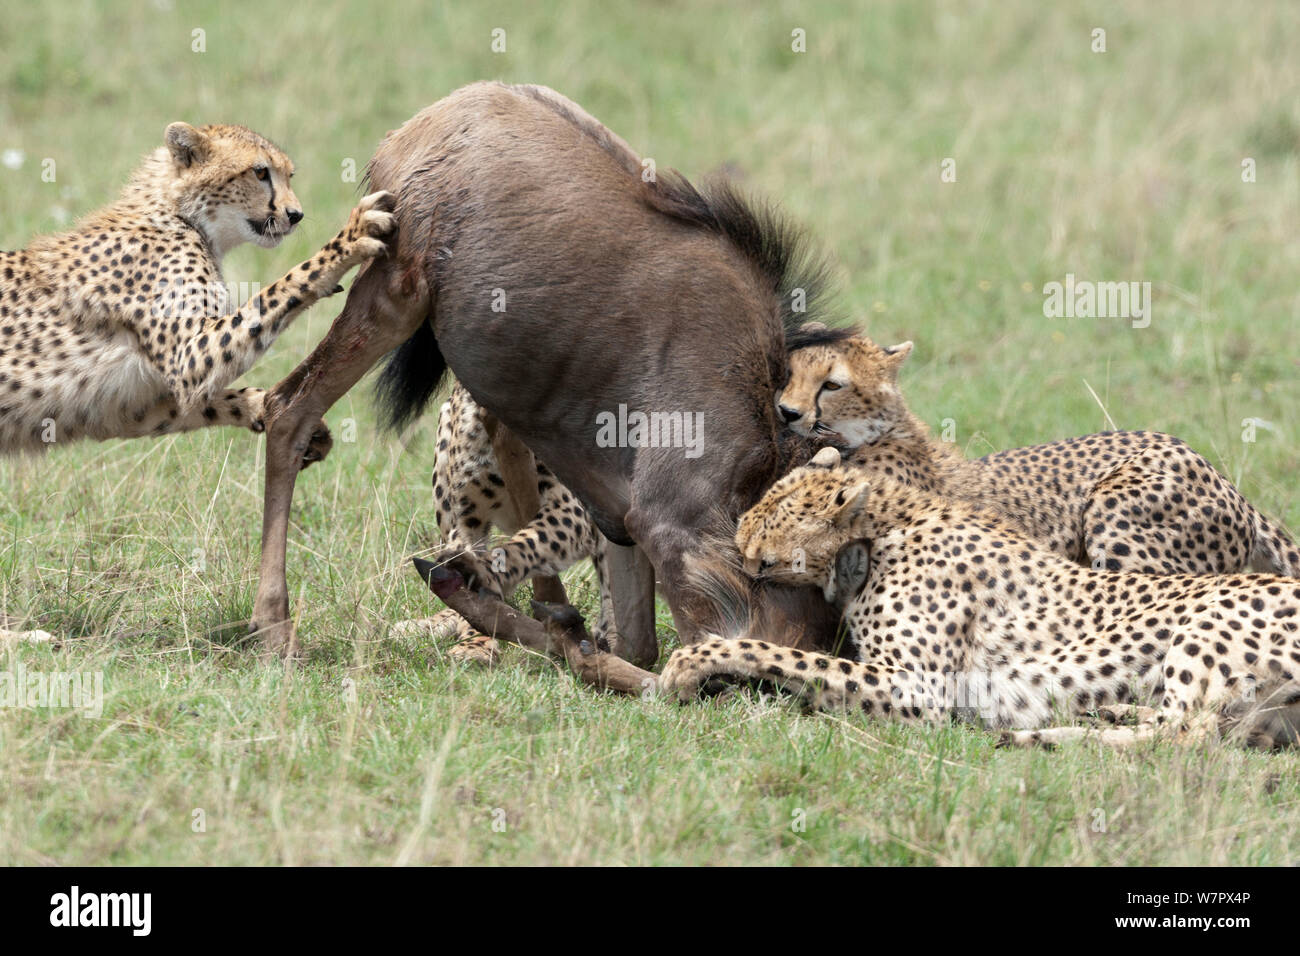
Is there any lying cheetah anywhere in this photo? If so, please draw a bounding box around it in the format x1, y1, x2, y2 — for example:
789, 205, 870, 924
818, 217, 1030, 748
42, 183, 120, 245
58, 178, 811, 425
0, 122, 395, 641
776, 327, 1300, 577
396, 382, 618, 664
661, 449, 1300, 748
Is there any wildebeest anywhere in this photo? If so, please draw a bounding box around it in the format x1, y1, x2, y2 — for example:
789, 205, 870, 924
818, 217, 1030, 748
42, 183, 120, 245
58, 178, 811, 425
248, 82, 847, 657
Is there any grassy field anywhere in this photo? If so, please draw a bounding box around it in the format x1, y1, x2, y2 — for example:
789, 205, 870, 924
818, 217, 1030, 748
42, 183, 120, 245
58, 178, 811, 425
2, 0, 1299, 865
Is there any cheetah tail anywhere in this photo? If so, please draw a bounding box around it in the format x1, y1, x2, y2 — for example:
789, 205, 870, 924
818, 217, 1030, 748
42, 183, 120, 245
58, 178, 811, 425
1251, 510, 1300, 577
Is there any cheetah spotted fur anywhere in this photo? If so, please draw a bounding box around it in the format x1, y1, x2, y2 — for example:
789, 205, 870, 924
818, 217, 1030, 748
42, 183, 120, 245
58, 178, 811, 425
0, 121, 395, 642
661, 449, 1300, 748
777, 329, 1299, 577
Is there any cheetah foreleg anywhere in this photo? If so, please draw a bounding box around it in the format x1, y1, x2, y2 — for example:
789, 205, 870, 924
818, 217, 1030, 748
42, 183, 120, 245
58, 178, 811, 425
998, 708, 1215, 749
105, 388, 332, 467
389, 608, 500, 666
998, 724, 1161, 749
162, 192, 396, 412
659, 637, 930, 720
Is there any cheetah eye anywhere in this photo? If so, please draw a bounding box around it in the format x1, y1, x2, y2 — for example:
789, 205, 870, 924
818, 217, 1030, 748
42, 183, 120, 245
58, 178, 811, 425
821, 381, 842, 392
253, 165, 269, 181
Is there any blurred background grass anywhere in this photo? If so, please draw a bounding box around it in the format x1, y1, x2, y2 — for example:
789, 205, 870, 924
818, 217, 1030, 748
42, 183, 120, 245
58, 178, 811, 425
1, 0, 1298, 865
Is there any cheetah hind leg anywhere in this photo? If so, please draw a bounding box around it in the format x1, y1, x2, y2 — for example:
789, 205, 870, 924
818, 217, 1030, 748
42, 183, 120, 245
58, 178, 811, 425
1095, 703, 1160, 725
389, 608, 500, 666
998, 724, 1161, 749
999, 708, 1219, 749
1081, 455, 1250, 575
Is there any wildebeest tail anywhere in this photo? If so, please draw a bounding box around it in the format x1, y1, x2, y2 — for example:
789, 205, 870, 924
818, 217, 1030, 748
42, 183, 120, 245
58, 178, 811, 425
1252, 509, 1300, 577
375, 317, 447, 433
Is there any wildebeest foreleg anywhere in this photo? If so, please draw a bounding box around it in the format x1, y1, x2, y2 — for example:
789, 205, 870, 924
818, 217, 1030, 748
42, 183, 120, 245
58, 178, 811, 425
602, 542, 659, 667
412, 555, 657, 695
249, 257, 430, 656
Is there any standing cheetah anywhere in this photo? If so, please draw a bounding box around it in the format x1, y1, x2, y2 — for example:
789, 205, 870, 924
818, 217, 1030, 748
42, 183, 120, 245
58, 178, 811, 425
397, 382, 619, 664
776, 328, 1299, 576
661, 449, 1300, 748
0, 122, 395, 643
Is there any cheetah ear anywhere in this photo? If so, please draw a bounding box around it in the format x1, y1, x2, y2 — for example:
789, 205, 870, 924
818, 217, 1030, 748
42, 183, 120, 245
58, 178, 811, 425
165, 122, 210, 168
880, 340, 913, 381
882, 340, 913, 364
798, 321, 828, 333
829, 480, 871, 528
808, 447, 841, 468
831, 540, 871, 603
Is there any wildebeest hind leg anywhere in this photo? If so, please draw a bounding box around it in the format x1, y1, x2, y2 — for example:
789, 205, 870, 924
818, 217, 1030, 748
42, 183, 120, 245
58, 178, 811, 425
249, 259, 431, 656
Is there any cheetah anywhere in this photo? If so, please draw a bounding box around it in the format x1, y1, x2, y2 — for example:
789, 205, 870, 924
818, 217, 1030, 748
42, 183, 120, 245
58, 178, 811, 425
660, 448, 1300, 748
776, 327, 1300, 577
0, 122, 395, 642
396, 382, 619, 664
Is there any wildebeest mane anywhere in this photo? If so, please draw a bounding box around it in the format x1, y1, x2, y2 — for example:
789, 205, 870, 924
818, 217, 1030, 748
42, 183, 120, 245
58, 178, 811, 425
642, 171, 851, 347
514, 81, 849, 346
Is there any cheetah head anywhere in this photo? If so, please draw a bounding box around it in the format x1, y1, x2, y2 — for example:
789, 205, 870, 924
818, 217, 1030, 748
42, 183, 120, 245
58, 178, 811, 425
163, 122, 303, 256
777, 332, 913, 450
735, 447, 872, 600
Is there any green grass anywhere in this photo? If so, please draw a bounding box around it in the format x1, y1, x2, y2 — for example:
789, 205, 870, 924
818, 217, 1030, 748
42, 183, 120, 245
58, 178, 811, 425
2, 0, 1300, 865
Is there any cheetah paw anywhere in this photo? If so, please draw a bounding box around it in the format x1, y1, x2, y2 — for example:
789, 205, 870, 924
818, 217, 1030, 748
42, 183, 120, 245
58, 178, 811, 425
996, 729, 1055, 750
345, 191, 397, 264
447, 633, 500, 667
248, 399, 331, 469
658, 650, 706, 702
390, 608, 466, 643
1095, 704, 1158, 725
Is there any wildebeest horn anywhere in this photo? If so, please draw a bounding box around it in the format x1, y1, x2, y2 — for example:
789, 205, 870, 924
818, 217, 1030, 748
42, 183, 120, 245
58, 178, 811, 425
411, 556, 465, 598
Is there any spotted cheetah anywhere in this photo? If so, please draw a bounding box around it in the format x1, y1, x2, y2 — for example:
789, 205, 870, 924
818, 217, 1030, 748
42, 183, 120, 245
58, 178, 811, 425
395, 382, 619, 663
0, 122, 395, 642
777, 327, 1299, 577
661, 448, 1300, 748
